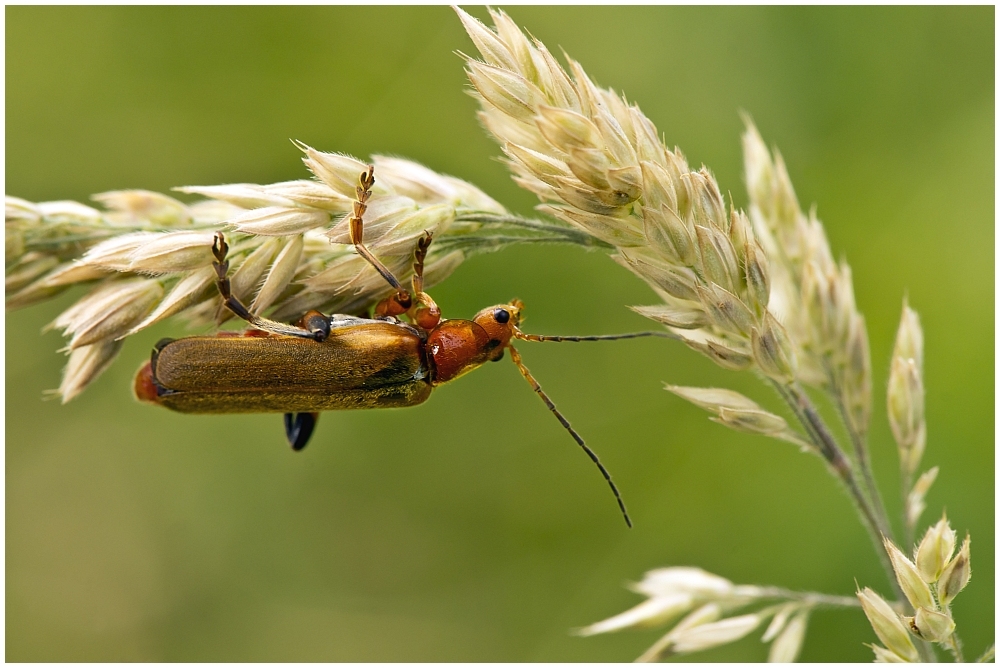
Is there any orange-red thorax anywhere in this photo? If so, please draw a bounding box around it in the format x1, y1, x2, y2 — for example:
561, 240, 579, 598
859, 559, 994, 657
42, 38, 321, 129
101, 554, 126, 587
426, 303, 521, 385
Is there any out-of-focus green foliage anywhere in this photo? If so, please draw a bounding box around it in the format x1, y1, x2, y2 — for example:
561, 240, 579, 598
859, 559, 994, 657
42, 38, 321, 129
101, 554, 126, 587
6, 6, 992, 661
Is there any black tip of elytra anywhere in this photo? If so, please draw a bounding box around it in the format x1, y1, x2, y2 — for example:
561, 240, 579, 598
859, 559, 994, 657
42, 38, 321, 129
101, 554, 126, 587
283, 412, 318, 451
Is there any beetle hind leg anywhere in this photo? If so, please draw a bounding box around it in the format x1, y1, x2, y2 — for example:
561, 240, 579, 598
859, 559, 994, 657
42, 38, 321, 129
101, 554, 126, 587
284, 412, 319, 451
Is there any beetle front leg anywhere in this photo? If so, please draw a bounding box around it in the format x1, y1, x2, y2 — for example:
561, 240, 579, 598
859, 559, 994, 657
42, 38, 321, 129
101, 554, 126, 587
212, 233, 329, 341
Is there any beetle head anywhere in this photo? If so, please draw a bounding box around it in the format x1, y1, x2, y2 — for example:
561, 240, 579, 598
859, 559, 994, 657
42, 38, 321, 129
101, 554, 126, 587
471, 299, 523, 348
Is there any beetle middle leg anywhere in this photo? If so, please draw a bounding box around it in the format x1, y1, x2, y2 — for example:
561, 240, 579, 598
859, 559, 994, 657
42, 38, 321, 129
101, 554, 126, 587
411, 232, 432, 295
408, 232, 441, 330
211, 233, 329, 341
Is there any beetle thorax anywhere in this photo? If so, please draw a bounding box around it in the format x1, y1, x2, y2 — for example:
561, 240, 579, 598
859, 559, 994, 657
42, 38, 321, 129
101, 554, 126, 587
425, 303, 520, 384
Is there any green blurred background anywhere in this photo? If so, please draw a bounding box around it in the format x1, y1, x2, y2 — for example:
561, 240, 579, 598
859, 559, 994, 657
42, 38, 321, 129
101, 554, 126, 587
6, 6, 993, 661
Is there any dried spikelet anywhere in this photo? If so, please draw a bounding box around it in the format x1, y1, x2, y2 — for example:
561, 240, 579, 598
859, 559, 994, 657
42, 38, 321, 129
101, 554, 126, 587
667, 613, 763, 655
92, 190, 191, 226
126, 267, 217, 334
7, 149, 591, 399
52, 278, 163, 349
883, 537, 935, 611
905, 466, 938, 530
888, 300, 926, 474
767, 610, 810, 662
936, 534, 971, 606
126, 231, 218, 273
858, 519, 971, 659
250, 234, 303, 314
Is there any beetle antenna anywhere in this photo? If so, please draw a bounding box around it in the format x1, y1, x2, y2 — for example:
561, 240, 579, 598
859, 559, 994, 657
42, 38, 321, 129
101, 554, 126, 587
514, 330, 676, 343
507, 345, 632, 528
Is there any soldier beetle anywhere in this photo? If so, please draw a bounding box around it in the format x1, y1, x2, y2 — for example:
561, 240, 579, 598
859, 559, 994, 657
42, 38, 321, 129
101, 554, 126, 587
135, 166, 668, 526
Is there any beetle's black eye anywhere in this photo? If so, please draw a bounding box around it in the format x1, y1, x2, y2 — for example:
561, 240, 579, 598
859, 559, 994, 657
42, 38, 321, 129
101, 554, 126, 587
493, 308, 510, 324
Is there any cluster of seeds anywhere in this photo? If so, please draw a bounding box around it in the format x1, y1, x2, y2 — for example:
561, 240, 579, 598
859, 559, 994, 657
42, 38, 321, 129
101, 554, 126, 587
860, 516, 972, 662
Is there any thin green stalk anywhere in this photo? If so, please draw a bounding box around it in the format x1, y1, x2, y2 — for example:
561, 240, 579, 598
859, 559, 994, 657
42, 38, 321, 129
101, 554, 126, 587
975, 644, 994, 663
776, 383, 939, 663
944, 628, 965, 663
456, 212, 613, 248
773, 382, 905, 604
901, 466, 916, 550
748, 585, 860, 609
826, 372, 896, 545
432, 234, 595, 253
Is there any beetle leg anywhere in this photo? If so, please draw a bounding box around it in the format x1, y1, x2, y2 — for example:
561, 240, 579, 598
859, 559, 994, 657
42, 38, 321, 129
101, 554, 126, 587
406, 232, 441, 329
296, 310, 332, 341
411, 293, 442, 330
283, 412, 319, 451
411, 231, 433, 294
212, 233, 328, 341
348, 166, 412, 310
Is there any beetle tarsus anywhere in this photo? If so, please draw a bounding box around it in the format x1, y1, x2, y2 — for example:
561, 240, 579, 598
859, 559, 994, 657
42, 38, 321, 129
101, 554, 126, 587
212, 232, 229, 265
284, 412, 319, 451
411, 231, 433, 294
